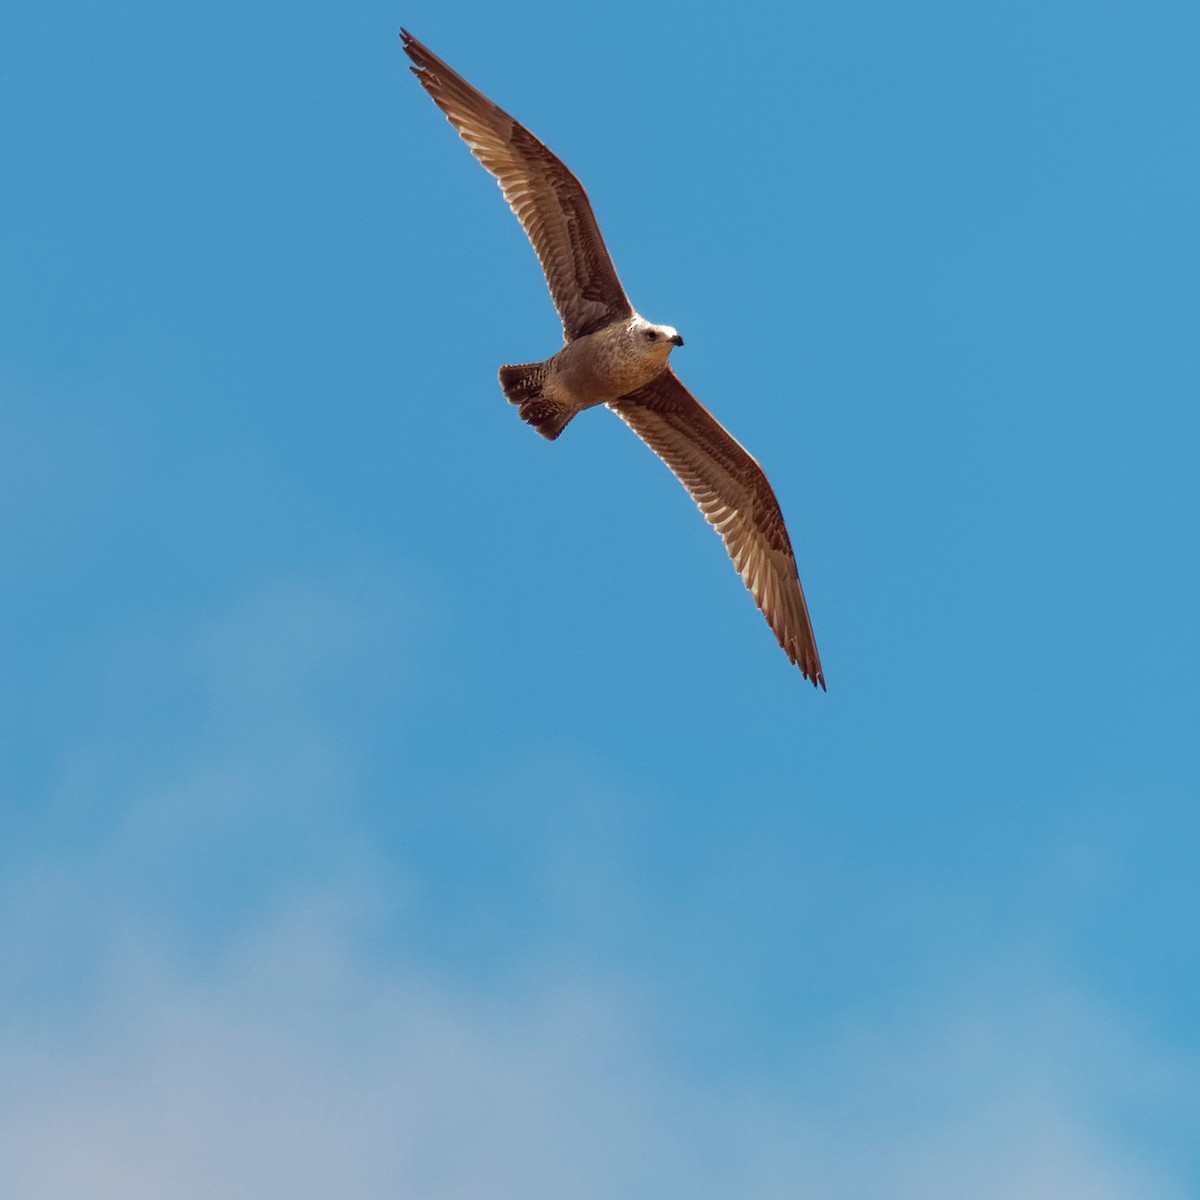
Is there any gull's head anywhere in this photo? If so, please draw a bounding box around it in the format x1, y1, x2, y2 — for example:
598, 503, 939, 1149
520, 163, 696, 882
629, 315, 684, 364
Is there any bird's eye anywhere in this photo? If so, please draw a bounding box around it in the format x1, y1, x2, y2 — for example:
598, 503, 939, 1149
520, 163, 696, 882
645, 330, 658, 341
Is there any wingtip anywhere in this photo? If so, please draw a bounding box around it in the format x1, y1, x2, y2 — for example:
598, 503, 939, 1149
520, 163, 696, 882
401, 29, 439, 82
802, 664, 827, 691
399, 28, 422, 61
794, 649, 825, 690
786, 640, 825, 690
401, 30, 428, 81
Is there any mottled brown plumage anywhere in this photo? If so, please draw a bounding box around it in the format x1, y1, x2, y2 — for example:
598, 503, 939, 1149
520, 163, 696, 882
402, 31, 631, 341
402, 30, 825, 687
612, 372, 823, 684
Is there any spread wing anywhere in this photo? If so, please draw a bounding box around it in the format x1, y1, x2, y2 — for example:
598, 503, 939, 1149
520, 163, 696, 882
611, 370, 825, 687
401, 30, 633, 342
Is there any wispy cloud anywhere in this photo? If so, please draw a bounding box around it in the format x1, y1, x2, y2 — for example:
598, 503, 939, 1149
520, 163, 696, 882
0, 878, 1187, 1200
0, 577, 1190, 1199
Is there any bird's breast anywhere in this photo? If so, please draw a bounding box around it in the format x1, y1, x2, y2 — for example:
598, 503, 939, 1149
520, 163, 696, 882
552, 331, 666, 406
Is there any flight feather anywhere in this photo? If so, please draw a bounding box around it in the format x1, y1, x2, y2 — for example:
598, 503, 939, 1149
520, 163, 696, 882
401, 29, 633, 341
612, 371, 825, 688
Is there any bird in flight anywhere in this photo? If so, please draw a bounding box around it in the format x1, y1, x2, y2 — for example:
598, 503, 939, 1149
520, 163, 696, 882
401, 30, 825, 687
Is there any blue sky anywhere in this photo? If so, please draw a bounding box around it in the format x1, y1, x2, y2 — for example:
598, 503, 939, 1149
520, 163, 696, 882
2, 0, 1198, 1195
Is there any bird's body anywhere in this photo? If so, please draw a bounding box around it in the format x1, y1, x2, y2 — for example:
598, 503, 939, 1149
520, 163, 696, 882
502, 315, 684, 439
550, 318, 683, 409
401, 30, 826, 687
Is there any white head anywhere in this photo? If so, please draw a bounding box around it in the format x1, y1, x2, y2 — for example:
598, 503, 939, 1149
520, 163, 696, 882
628, 314, 684, 364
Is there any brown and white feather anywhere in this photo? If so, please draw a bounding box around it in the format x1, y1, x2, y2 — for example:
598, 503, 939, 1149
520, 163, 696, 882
401, 30, 633, 341
611, 371, 825, 688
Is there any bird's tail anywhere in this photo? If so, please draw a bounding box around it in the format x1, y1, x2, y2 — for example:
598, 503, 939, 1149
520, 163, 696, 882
498, 361, 574, 441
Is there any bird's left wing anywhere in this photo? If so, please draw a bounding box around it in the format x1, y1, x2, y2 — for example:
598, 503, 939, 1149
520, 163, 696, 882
610, 370, 825, 687
401, 30, 633, 341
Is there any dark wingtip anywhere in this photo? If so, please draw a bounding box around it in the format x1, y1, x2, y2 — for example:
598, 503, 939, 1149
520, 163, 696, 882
802, 664, 826, 690
788, 641, 826, 690
399, 28, 421, 61
401, 30, 428, 79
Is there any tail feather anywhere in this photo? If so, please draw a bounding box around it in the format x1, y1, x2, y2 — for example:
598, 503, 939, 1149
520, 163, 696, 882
498, 361, 575, 441
517, 398, 574, 440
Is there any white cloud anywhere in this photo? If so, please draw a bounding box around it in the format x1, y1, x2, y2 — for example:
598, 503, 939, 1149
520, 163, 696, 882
0, 872, 1187, 1200
0, 887, 671, 1200
0, 578, 1190, 1199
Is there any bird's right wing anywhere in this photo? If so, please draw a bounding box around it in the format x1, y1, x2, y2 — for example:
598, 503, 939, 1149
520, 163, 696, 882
402, 30, 634, 341
611, 370, 825, 687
